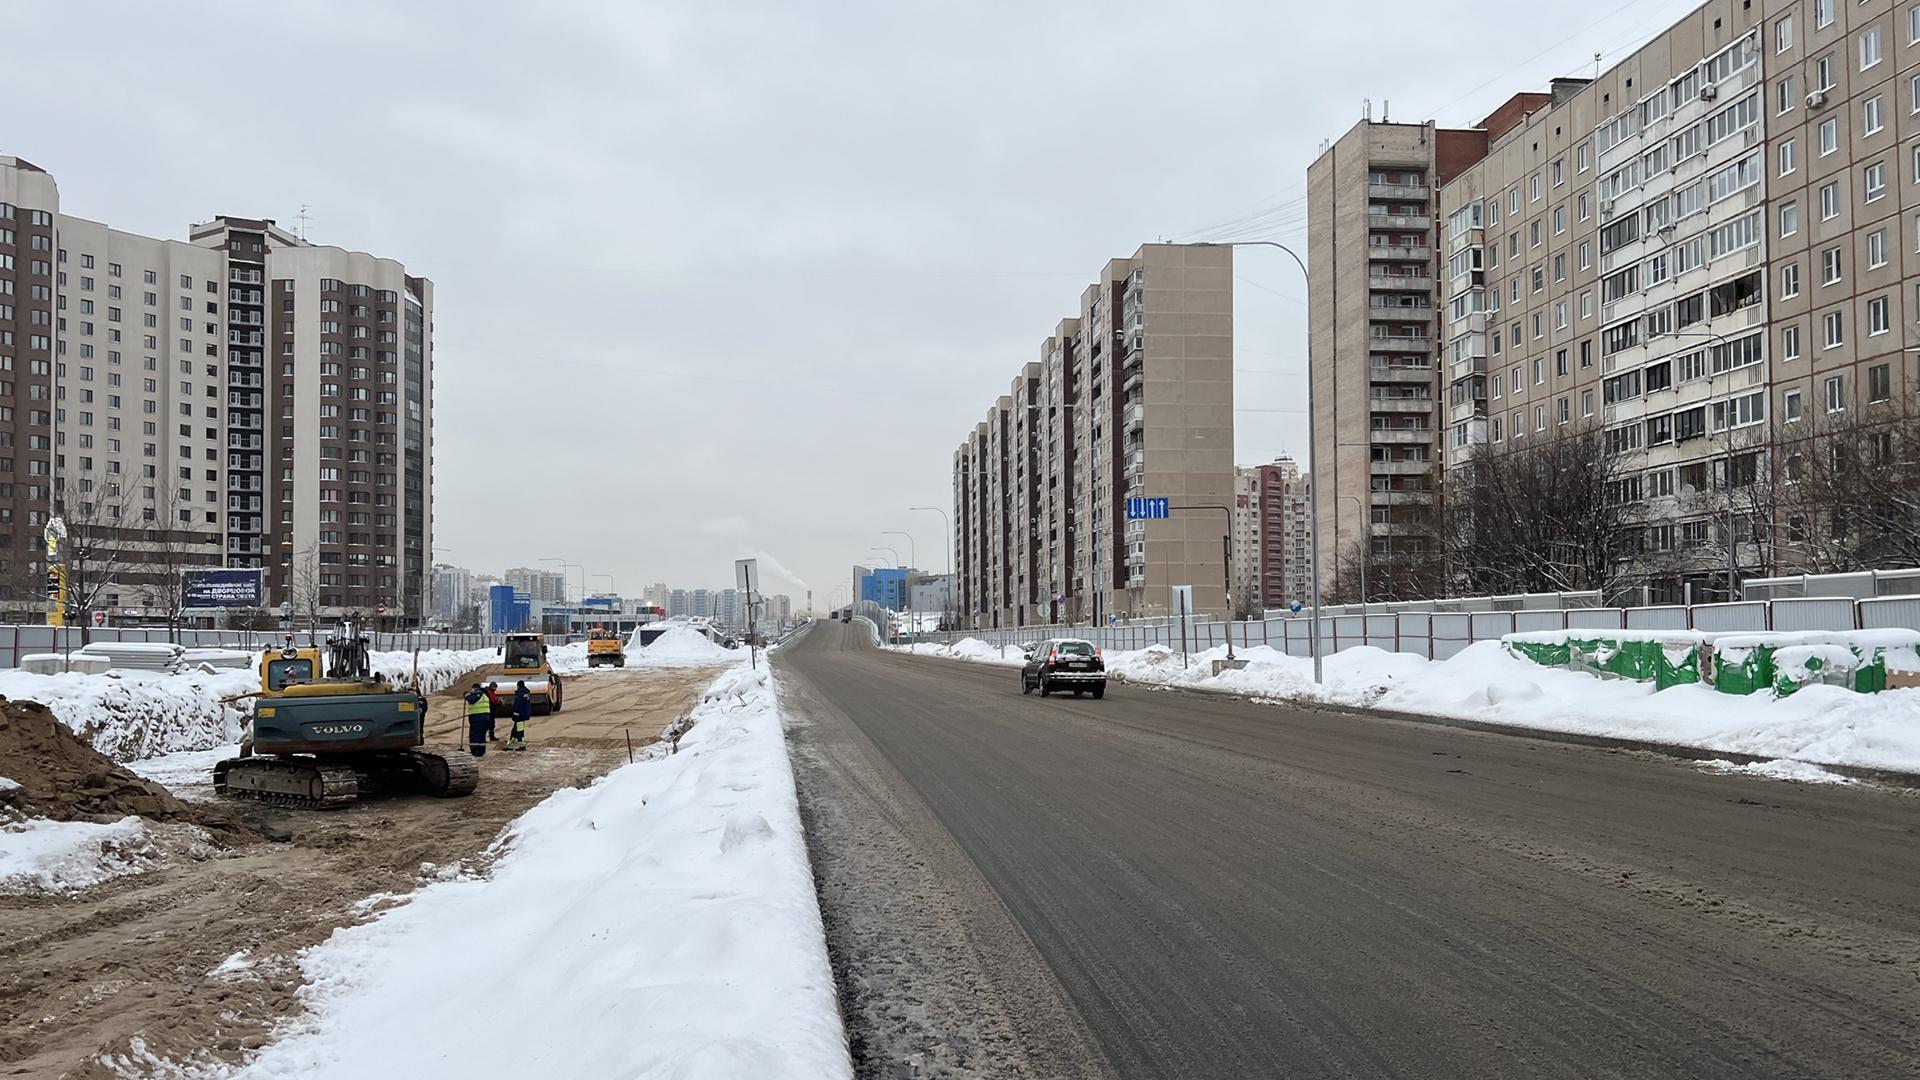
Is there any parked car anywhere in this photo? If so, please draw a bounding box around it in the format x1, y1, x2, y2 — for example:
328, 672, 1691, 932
1021, 638, 1106, 698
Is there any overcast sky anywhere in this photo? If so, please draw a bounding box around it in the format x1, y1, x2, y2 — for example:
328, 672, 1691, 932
3, 0, 1697, 607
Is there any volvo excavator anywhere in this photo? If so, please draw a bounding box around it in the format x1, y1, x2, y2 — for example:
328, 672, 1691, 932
213, 623, 479, 810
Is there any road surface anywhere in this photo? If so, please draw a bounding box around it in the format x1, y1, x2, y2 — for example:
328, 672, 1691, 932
778, 620, 1920, 1080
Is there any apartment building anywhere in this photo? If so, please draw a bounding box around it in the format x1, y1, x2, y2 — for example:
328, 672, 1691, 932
0, 155, 434, 623
1307, 120, 1491, 599
504, 566, 567, 605
953, 243, 1234, 626
1435, 0, 1910, 601
1254, 455, 1313, 609
1231, 466, 1261, 615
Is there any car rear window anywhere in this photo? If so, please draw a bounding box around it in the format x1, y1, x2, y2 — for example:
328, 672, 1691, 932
1057, 642, 1094, 656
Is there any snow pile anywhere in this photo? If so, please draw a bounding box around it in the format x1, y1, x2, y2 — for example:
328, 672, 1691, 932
368, 647, 497, 695
0, 816, 162, 895
546, 641, 591, 674
0, 665, 259, 762
0, 776, 18, 792
889, 637, 1920, 775
227, 661, 850, 1079
637, 625, 739, 665
1699, 758, 1856, 784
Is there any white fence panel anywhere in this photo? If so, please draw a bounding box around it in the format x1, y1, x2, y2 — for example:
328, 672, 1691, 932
1512, 611, 1565, 633
1564, 608, 1626, 630
1399, 612, 1433, 659
1859, 596, 1920, 629
1770, 597, 1858, 631
1689, 602, 1767, 632
1431, 613, 1473, 659
1467, 612, 1515, 644
1364, 614, 1398, 650
1625, 606, 1689, 630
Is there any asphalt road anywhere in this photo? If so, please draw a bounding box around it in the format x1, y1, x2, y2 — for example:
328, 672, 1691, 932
778, 620, 1920, 1080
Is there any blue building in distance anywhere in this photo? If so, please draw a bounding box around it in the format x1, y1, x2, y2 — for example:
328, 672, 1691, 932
859, 567, 911, 610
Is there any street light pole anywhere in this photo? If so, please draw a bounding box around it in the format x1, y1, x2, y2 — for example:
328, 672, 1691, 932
1197, 240, 1323, 682
908, 506, 953, 629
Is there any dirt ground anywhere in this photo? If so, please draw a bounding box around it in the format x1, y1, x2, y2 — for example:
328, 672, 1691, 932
0, 663, 725, 1078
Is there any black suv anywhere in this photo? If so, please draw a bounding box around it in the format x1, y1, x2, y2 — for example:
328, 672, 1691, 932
1020, 638, 1107, 699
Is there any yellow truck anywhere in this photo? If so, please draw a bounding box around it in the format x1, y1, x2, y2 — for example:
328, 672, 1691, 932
586, 627, 626, 668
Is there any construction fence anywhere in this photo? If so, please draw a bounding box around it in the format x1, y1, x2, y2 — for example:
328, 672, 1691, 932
908, 595, 1920, 661
0, 626, 535, 671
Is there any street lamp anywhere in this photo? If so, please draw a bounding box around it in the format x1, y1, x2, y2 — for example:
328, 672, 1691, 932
908, 506, 952, 627
1196, 240, 1325, 682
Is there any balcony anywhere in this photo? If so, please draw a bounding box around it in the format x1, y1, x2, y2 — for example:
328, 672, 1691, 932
1370, 490, 1434, 506
1368, 336, 1430, 353
1369, 274, 1432, 292
1446, 397, 1486, 423
1370, 362, 1434, 383
1371, 522, 1434, 537
1368, 244, 1430, 261
1368, 182, 1430, 201
1369, 428, 1433, 445
1369, 397, 1434, 414
1370, 460, 1433, 475
229, 268, 263, 285
1367, 213, 1432, 231
1368, 304, 1434, 322
228, 331, 263, 347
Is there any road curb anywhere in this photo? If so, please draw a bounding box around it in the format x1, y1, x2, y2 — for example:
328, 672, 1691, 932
895, 648, 1920, 792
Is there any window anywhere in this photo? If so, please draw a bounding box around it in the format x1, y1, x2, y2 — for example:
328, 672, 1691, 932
1530, 173, 1542, 202
1913, 73, 1920, 114
1779, 75, 1798, 115
1912, 3, 1920, 44
1581, 390, 1594, 416
1815, 0, 1833, 31
1777, 13, 1794, 52
1779, 137, 1796, 176
1864, 95, 1885, 135
1869, 295, 1891, 335
1870, 362, 1891, 402
1816, 53, 1835, 92
1551, 159, 1564, 187
1826, 374, 1845, 412
1533, 357, 1544, 384
1869, 228, 1889, 269
1823, 246, 1843, 285
1781, 200, 1799, 236
1553, 253, 1566, 281
1866, 162, 1887, 202
1824, 310, 1845, 348
1861, 25, 1882, 71
1577, 192, 1590, 221
1578, 240, 1592, 270
1819, 118, 1838, 156
1580, 290, 1593, 319
1820, 181, 1840, 220
1576, 142, 1589, 173
1785, 388, 1804, 421
1553, 206, 1566, 235
1782, 261, 1801, 298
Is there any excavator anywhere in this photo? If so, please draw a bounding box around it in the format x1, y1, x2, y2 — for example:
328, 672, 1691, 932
586, 627, 626, 668
213, 622, 479, 810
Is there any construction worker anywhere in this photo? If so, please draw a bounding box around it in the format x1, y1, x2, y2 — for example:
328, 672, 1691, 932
463, 683, 491, 758
506, 680, 532, 751
483, 681, 502, 741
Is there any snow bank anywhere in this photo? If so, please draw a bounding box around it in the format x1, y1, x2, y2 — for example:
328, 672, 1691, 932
889, 637, 1920, 775
368, 647, 497, 695
0, 647, 494, 763
0, 665, 258, 762
0, 816, 160, 895
228, 661, 850, 1080
1699, 758, 1856, 784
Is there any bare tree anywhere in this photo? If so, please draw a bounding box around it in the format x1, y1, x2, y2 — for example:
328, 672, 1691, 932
54, 471, 144, 637
1440, 423, 1649, 599
1771, 390, 1920, 573
289, 541, 325, 642
139, 484, 224, 643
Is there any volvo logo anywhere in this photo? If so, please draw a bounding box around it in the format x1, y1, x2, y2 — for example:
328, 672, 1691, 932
311, 723, 367, 735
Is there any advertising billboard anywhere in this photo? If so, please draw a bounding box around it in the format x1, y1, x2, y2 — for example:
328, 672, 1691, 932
182, 568, 265, 608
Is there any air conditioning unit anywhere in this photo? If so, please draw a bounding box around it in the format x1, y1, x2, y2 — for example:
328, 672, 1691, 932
1700, 84, 1718, 101
1599, 198, 1615, 219
1807, 89, 1829, 109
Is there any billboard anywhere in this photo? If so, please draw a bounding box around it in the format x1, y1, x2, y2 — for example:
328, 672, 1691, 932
182, 568, 265, 608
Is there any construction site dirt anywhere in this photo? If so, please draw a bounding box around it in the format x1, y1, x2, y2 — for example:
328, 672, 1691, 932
0, 663, 725, 1078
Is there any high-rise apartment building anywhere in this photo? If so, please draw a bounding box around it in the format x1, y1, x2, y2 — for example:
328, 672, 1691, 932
0, 155, 433, 623
504, 566, 566, 605
642, 581, 670, 610
668, 588, 688, 617
1231, 467, 1262, 616
1308, 119, 1491, 599
954, 244, 1234, 626
1433, 1, 1904, 602
1253, 455, 1313, 609
431, 563, 472, 620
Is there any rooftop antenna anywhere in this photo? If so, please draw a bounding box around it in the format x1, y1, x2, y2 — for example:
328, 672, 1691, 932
1594, 51, 1602, 80
296, 204, 311, 241
1363, 97, 1372, 121
1382, 99, 1390, 122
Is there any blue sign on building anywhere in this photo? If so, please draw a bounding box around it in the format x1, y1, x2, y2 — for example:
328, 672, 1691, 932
1125, 497, 1169, 521
488, 584, 532, 633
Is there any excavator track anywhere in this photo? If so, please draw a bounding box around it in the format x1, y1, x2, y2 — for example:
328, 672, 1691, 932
213, 757, 360, 811
410, 748, 480, 797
